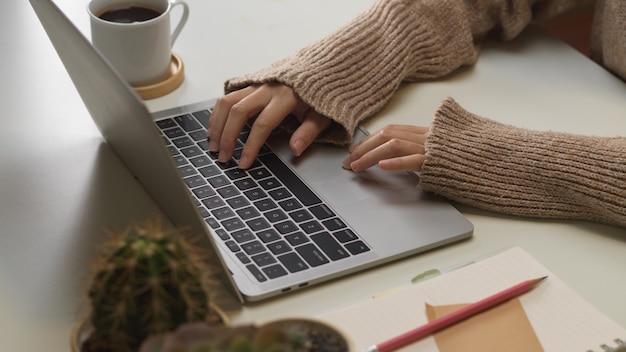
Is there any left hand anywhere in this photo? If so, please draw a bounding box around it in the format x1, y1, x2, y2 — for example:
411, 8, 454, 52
342, 124, 430, 172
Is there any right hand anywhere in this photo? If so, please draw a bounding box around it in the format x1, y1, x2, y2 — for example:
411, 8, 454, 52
208, 83, 332, 169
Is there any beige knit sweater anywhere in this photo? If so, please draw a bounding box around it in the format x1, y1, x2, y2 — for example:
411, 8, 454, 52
225, 0, 626, 228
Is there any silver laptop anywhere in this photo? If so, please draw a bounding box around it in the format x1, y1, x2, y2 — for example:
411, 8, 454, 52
30, 0, 473, 305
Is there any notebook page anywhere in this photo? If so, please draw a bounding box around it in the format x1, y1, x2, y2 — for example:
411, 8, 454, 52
318, 247, 626, 352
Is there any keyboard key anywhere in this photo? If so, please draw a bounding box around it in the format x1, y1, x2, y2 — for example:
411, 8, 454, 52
254, 198, 277, 212
175, 114, 202, 131
242, 240, 265, 255
192, 185, 215, 199
251, 252, 276, 267
310, 204, 335, 220
274, 220, 299, 234
216, 159, 238, 170
234, 178, 256, 191
232, 229, 255, 243
244, 188, 267, 201
172, 136, 194, 149
156, 118, 177, 129
205, 217, 219, 229
199, 165, 220, 178
322, 218, 347, 231
216, 185, 240, 199
222, 218, 245, 232
285, 232, 309, 246
311, 232, 349, 261
295, 244, 329, 267
208, 175, 229, 188
258, 153, 322, 206
191, 109, 211, 127
178, 165, 197, 178
345, 241, 371, 255
257, 229, 281, 243
197, 140, 209, 150
181, 145, 203, 158
277, 252, 309, 273
247, 218, 271, 232
225, 240, 240, 252
300, 220, 324, 234
289, 209, 312, 223
225, 169, 248, 180
202, 196, 225, 209
249, 167, 271, 180
268, 187, 291, 201
237, 206, 260, 220
267, 240, 291, 255
184, 175, 207, 188
264, 209, 288, 223
211, 207, 235, 220
164, 127, 185, 139
333, 229, 357, 243
190, 155, 211, 168
226, 196, 250, 209
167, 145, 179, 156
214, 228, 229, 241
258, 177, 281, 190
262, 264, 288, 279
246, 264, 267, 282
279, 199, 302, 212
189, 130, 207, 141
172, 155, 187, 167
236, 252, 251, 264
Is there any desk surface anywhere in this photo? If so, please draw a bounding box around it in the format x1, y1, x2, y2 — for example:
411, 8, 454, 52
2, 0, 626, 350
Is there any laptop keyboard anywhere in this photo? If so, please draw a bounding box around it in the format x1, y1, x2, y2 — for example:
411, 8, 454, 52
156, 108, 370, 283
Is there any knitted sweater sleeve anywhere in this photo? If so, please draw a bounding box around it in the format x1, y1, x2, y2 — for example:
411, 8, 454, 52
420, 98, 626, 228
224, 0, 581, 144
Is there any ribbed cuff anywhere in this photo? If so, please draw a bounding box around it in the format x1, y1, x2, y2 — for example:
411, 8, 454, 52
420, 97, 626, 227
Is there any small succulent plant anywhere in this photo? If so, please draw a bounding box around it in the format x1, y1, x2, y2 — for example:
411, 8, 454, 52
139, 319, 351, 352
82, 218, 224, 352
138, 322, 305, 352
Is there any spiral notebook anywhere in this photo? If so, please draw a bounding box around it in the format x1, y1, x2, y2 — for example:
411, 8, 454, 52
317, 247, 626, 352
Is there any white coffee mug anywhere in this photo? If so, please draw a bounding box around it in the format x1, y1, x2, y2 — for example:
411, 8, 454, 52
88, 0, 189, 87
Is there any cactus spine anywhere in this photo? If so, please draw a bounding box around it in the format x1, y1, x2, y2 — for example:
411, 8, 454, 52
85, 218, 220, 352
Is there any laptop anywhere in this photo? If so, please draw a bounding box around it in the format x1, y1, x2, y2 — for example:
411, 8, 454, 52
29, 0, 473, 304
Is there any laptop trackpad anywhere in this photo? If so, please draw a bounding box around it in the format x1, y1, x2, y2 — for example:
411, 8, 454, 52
267, 128, 471, 258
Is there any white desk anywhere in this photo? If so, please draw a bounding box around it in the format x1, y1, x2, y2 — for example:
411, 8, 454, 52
2, 0, 626, 350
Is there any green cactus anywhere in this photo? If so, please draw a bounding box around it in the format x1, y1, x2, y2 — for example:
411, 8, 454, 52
83, 218, 223, 352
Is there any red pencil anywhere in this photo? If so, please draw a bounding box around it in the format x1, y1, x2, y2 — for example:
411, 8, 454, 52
362, 276, 547, 352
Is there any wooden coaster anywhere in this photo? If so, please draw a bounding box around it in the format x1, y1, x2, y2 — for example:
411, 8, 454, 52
133, 53, 184, 100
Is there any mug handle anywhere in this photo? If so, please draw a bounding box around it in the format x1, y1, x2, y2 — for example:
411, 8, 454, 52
170, 0, 189, 46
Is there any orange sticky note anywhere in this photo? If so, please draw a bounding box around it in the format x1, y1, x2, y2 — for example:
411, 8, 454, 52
426, 298, 544, 352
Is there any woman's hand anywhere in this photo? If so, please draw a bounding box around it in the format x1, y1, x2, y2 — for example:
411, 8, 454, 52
209, 83, 332, 169
342, 124, 430, 172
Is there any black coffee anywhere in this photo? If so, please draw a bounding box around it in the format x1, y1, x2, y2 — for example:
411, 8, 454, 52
98, 6, 161, 23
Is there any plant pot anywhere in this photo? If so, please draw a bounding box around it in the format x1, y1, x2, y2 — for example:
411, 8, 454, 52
70, 302, 230, 352
259, 317, 354, 352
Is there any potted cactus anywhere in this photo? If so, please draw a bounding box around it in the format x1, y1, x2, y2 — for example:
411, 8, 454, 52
72, 217, 353, 352
138, 318, 353, 352
72, 218, 228, 352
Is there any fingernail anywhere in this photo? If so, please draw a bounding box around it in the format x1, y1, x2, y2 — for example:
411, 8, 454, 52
342, 157, 352, 170
293, 139, 305, 156
238, 155, 250, 169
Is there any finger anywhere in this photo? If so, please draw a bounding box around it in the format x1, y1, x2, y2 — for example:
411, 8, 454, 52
346, 126, 427, 167
237, 94, 299, 169
290, 109, 332, 156
209, 86, 257, 152
347, 138, 425, 172
218, 88, 276, 162
378, 154, 426, 172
